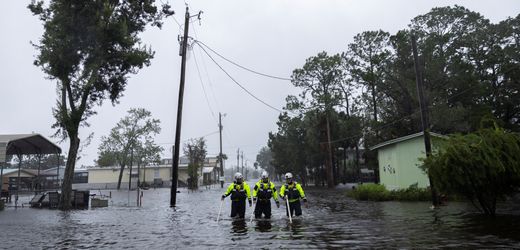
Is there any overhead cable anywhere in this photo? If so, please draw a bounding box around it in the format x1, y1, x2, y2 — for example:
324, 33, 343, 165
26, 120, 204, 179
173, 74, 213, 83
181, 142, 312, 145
195, 40, 292, 81
195, 42, 285, 113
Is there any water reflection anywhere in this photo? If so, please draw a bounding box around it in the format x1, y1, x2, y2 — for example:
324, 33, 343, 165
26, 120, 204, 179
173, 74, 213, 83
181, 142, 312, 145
254, 219, 272, 232
231, 219, 247, 234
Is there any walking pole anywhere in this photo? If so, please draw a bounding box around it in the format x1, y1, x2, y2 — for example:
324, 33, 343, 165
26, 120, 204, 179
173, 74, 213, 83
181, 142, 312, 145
217, 199, 224, 223
285, 196, 292, 224
249, 198, 256, 223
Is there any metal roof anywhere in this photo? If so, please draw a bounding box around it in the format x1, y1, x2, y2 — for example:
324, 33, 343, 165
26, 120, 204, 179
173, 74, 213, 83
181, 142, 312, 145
369, 132, 447, 151
0, 133, 62, 163
0, 168, 38, 176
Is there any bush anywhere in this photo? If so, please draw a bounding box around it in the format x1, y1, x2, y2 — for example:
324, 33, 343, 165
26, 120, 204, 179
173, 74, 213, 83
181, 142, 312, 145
348, 183, 391, 201
422, 126, 520, 216
348, 183, 432, 202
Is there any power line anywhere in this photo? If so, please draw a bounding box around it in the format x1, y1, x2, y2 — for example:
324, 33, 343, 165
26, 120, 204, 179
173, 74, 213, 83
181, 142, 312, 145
191, 25, 223, 115
195, 40, 292, 81
191, 49, 217, 122
195, 41, 285, 113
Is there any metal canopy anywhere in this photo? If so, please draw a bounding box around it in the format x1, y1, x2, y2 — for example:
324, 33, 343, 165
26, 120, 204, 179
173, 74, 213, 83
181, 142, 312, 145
0, 134, 62, 162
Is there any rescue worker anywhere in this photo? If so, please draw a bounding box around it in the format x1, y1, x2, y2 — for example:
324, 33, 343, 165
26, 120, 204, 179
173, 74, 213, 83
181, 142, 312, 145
221, 172, 252, 219
252, 171, 280, 219
279, 172, 307, 217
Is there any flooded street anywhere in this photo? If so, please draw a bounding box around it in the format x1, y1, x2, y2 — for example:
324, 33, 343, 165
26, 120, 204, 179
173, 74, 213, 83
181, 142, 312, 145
1, 186, 519, 249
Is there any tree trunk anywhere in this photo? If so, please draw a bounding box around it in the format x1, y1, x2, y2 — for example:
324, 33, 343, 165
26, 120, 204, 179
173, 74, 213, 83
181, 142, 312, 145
325, 115, 335, 188
59, 135, 80, 210
117, 163, 125, 190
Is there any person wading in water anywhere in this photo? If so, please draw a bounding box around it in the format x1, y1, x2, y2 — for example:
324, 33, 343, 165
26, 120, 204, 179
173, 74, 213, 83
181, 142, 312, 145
252, 171, 280, 219
279, 172, 307, 218
221, 173, 252, 219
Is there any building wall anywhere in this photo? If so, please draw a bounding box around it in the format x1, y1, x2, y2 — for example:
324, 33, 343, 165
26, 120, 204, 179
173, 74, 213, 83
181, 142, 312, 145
378, 144, 399, 190
87, 166, 189, 187
378, 136, 441, 190
1, 171, 36, 190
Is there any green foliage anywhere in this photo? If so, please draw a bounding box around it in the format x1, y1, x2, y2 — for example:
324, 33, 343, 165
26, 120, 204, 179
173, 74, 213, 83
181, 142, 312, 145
256, 146, 275, 176
184, 138, 207, 190
348, 183, 391, 201
268, 6, 520, 191
97, 108, 162, 189
29, 0, 172, 209
422, 126, 520, 215
348, 183, 432, 201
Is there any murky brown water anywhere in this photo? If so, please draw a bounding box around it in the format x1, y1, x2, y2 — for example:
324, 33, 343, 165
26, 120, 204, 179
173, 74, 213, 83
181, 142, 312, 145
1, 185, 519, 249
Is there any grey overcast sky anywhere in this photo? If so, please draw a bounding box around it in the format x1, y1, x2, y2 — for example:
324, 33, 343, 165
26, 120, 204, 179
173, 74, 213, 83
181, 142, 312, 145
1, 1, 519, 169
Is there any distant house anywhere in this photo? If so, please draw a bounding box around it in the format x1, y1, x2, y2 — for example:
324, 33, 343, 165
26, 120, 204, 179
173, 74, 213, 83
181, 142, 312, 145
86, 156, 190, 189
201, 156, 219, 185
0, 169, 37, 191
370, 132, 446, 190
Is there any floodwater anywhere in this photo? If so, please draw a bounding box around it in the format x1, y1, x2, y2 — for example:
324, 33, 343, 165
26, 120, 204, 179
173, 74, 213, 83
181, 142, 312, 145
1, 185, 519, 249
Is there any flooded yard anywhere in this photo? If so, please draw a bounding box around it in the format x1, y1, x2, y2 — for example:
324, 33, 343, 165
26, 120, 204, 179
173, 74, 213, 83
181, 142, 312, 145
1, 186, 519, 249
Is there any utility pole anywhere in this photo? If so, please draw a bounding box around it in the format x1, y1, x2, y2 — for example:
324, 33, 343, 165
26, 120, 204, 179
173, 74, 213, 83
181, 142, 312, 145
241, 151, 244, 176
411, 33, 439, 207
236, 148, 240, 173
219, 113, 224, 188
171, 7, 191, 207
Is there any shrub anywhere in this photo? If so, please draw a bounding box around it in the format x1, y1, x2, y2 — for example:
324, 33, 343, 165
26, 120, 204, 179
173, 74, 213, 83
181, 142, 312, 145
422, 126, 520, 216
348, 183, 433, 202
348, 183, 391, 201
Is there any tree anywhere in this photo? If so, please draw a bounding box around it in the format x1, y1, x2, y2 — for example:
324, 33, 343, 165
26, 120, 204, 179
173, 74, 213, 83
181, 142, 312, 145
422, 125, 520, 216
29, 0, 173, 209
97, 108, 161, 189
134, 139, 162, 186
288, 52, 344, 188
21, 154, 66, 170
256, 147, 275, 178
183, 138, 207, 190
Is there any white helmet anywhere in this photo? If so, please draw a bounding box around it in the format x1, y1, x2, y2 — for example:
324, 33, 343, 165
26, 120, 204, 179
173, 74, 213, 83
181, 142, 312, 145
261, 171, 268, 179
285, 172, 293, 179
234, 172, 243, 181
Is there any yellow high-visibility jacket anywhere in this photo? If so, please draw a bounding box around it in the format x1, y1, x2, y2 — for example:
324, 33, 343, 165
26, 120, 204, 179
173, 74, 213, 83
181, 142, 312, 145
279, 182, 306, 203
223, 181, 251, 201
252, 180, 279, 202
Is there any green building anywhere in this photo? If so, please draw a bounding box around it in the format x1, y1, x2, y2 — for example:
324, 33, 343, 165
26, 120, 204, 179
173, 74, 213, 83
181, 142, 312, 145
370, 132, 446, 190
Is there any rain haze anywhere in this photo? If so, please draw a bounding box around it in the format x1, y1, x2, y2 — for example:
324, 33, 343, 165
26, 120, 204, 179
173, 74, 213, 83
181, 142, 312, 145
1, 0, 519, 168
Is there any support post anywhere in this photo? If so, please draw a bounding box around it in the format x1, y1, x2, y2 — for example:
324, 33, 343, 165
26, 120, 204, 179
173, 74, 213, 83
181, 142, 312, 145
171, 7, 190, 207
219, 112, 224, 188
15, 154, 22, 208
411, 33, 439, 207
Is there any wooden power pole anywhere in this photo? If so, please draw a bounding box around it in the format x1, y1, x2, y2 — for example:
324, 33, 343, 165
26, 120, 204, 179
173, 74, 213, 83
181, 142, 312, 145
171, 7, 190, 207
411, 33, 439, 207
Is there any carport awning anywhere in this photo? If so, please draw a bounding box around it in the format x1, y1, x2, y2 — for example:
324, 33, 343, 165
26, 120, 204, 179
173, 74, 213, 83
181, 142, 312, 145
0, 134, 62, 163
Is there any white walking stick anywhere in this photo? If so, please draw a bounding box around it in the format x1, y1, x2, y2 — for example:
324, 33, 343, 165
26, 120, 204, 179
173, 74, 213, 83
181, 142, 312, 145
217, 199, 224, 223
249, 198, 256, 223
285, 196, 292, 224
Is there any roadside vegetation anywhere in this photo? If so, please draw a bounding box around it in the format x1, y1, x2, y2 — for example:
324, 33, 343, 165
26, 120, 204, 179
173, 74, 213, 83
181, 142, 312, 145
347, 183, 432, 202
257, 6, 520, 193
422, 124, 520, 216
